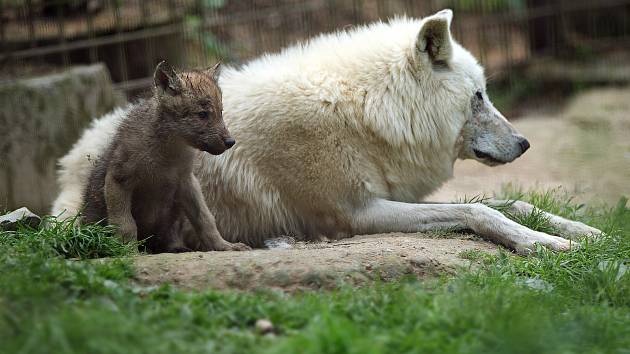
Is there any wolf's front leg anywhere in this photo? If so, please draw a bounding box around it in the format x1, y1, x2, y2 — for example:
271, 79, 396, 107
104, 172, 137, 243
179, 174, 251, 251
485, 199, 602, 240
351, 199, 577, 255
159, 219, 192, 253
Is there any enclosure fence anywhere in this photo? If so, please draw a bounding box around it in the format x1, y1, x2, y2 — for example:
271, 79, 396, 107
2, 0, 630, 96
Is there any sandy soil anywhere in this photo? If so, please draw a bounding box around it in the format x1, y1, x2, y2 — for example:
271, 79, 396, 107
133, 87, 630, 291
134, 233, 496, 291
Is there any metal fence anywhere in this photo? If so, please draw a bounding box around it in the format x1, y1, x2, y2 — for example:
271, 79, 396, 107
2, 0, 630, 96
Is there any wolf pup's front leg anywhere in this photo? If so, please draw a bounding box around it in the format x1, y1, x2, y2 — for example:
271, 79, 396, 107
179, 174, 250, 251
104, 171, 137, 243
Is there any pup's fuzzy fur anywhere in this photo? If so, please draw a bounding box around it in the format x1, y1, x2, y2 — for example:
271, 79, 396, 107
53, 10, 600, 254
82, 61, 249, 253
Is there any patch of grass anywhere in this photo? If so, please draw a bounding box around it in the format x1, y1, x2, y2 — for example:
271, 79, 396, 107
458, 192, 558, 233
0, 216, 136, 325
1, 215, 139, 260
458, 249, 495, 265
510, 207, 557, 234
497, 184, 588, 220
1, 189, 629, 354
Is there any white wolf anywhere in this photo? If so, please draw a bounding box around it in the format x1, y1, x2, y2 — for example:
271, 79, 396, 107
52, 10, 600, 254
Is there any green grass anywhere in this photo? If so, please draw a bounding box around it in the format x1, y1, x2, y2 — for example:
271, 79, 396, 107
3, 215, 140, 260
1, 189, 629, 354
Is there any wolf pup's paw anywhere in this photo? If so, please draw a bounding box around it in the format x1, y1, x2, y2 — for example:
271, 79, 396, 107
214, 240, 252, 251
167, 246, 194, 253
118, 223, 138, 243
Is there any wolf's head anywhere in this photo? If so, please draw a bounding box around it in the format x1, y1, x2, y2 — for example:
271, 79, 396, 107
410, 9, 529, 166
153, 61, 235, 155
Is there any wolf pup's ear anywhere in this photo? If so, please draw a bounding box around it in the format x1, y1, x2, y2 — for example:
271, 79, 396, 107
205, 61, 222, 82
154, 60, 182, 96
416, 9, 453, 68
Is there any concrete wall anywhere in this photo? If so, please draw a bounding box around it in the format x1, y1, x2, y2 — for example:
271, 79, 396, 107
0, 64, 123, 214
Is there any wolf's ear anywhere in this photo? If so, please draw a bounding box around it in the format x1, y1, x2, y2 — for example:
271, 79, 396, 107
154, 60, 182, 96
416, 9, 453, 67
205, 61, 222, 81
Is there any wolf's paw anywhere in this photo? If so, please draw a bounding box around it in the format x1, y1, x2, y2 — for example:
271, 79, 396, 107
167, 246, 193, 253
515, 233, 579, 255
555, 220, 602, 240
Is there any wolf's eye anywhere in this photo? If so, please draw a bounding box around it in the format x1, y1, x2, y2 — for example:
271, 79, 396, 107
475, 91, 483, 100
198, 111, 209, 119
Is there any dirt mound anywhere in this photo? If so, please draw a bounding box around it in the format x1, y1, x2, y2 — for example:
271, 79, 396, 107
133, 233, 497, 291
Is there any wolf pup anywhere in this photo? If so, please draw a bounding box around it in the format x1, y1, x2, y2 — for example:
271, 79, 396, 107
82, 61, 250, 253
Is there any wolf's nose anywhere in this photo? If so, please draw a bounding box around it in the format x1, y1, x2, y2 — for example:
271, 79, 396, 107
224, 137, 236, 149
518, 138, 530, 153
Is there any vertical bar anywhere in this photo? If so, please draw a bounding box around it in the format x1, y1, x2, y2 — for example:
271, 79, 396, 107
0, 0, 6, 56
405, 0, 418, 15
112, 0, 128, 83
525, 0, 534, 58
168, 0, 182, 67
477, 0, 488, 65
197, 0, 208, 66
209, 0, 225, 61
140, 0, 155, 76
56, 0, 69, 66
502, 13, 513, 86
588, 2, 597, 45
559, 0, 568, 59
452, 2, 462, 41
252, 0, 261, 56
549, 0, 558, 57
303, 0, 314, 37
26, 0, 35, 48
271, 0, 282, 50
87, 0, 98, 63
168, 0, 177, 21
327, 0, 338, 30
624, 3, 629, 41
211, 0, 223, 61
352, 0, 360, 24
376, 0, 387, 19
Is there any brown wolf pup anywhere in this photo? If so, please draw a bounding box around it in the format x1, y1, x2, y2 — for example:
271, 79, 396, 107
82, 61, 250, 253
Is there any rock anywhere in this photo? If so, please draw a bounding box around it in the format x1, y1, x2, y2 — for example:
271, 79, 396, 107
0, 207, 41, 231
255, 319, 274, 335
517, 277, 554, 292
264, 236, 296, 249
0, 64, 125, 214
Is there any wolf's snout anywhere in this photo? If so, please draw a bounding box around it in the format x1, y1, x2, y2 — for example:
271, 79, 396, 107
518, 138, 530, 154
224, 137, 236, 149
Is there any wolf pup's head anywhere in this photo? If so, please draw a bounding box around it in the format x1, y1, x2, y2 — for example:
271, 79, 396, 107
414, 10, 530, 166
153, 61, 234, 155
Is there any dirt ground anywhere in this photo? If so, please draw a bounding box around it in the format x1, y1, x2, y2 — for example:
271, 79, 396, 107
134, 233, 495, 291
133, 87, 630, 291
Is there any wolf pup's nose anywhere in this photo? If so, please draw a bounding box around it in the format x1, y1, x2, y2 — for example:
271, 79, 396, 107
518, 138, 530, 153
224, 137, 236, 149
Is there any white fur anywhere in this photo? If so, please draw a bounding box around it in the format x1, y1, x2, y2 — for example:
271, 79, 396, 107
52, 105, 131, 218
51, 11, 600, 253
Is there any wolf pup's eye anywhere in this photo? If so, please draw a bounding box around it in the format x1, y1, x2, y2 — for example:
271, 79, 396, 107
198, 111, 209, 119
475, 91, 483, 100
